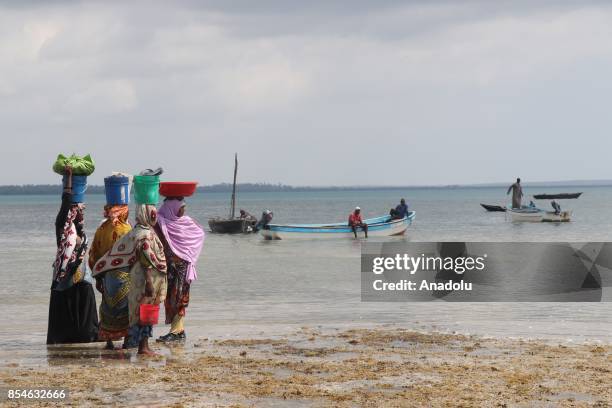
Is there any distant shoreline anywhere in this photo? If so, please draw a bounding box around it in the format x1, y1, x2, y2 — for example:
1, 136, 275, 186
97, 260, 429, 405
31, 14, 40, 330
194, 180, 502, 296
0, 180, 610, 195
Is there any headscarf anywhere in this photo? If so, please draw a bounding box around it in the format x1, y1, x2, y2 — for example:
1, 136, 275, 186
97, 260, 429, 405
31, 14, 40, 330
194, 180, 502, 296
53, 204, 86, 283
103, 205, 130, 226
92, 204, 166, 277
157, 199, 205, 282
136, 204, 158, 227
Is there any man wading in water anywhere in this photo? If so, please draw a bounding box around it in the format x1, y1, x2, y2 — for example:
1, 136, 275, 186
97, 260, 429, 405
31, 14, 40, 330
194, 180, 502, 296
507, 178, 524, 209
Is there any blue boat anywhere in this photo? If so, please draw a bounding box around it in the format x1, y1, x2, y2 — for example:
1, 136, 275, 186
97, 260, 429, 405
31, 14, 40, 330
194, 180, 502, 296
260, 212, 416, 240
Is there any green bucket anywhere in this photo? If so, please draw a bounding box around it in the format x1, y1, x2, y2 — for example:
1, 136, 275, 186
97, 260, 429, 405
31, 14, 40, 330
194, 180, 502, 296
133, 175, 160, 205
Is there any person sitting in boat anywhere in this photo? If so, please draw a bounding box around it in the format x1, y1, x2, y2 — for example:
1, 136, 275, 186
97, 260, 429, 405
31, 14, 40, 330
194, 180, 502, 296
254, 210, 273, 232
348, 207, 368, 239
389, 198, 410, 220
529, 200, 536, 208
239, 209, 257, 222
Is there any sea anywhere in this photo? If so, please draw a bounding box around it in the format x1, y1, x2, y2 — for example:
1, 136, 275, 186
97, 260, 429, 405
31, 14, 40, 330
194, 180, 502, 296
1, 186, 611, 367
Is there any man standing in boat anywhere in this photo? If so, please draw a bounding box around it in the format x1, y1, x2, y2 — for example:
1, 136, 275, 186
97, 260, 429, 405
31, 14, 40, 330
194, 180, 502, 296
349, 207, 368, 238
507, 178, 524, 209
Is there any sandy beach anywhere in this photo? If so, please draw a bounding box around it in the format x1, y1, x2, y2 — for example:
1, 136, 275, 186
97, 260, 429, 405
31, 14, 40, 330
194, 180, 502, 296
1, 326, 610, 407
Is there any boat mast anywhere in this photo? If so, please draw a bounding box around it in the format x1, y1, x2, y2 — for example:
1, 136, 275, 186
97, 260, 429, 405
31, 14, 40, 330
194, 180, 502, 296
230, 153, 237, 219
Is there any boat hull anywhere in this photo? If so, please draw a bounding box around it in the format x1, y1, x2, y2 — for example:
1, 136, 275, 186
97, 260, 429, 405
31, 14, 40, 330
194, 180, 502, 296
541, 211, 572, 222
208, 218, 256, 233
533, 193, 582, 200
509, 209, 571, 222
480, 203, 506, 212
260, 212, 415, 240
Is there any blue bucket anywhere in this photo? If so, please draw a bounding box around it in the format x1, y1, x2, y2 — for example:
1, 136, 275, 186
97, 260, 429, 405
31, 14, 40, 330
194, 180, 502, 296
104, 175, 130, 205
62, 175, 88, 203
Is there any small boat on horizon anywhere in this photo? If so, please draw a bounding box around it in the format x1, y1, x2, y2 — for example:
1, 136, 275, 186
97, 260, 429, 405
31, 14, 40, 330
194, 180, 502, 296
260, 212, 416, 240
533, 192, 582, 200
480, 203, 507, 212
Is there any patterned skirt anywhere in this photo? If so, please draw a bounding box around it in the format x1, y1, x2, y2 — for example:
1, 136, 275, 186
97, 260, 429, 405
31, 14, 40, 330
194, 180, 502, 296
164, 259, 191, 324
98, 269, 131, 341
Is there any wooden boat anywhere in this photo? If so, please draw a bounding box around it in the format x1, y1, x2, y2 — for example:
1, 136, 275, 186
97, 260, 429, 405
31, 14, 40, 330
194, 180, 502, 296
508, 207, 571, 222
208, 154, 257, 234
208, 217, 255, 233
533, 192, 582, 200
260, 212, 416, 240
480, 203, 506, 212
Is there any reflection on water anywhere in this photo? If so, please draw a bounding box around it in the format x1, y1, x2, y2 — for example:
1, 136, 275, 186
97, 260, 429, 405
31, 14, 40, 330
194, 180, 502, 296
46, 345, 117, 366
43, 343, 189, 368
1, 187, 611, 368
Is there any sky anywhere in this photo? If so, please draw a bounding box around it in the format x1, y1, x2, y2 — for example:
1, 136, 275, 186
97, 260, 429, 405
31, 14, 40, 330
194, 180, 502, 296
0, 0, 611, 186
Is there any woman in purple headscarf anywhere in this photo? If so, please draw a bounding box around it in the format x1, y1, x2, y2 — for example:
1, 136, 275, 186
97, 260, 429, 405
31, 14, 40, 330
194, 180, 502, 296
154, 197, 205, 343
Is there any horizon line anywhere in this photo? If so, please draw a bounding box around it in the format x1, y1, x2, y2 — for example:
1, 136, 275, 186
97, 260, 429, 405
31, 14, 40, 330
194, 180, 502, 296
0, 178, 611, 190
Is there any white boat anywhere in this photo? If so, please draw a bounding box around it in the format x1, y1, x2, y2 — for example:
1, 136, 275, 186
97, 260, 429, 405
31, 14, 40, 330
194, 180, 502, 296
260, 212, 416, 240
508, 207, 571, 222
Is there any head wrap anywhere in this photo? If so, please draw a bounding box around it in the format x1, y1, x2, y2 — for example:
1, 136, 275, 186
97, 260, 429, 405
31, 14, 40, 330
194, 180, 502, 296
157, 199, 205, 282
103, 205, 129, 226
136, 204, 158, 228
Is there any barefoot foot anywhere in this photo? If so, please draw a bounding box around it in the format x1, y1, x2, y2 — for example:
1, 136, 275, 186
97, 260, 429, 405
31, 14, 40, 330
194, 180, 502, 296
137, 348, 158, 356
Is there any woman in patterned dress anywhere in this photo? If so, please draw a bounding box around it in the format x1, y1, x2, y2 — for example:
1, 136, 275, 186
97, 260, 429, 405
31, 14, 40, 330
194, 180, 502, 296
93, 204, 167, 355
89, 204, 132, 349
47, 166, 99, 344
154, 198, 205, 343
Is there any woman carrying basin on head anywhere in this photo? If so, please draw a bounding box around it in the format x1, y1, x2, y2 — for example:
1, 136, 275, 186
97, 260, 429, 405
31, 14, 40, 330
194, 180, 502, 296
89, 175, 132, 349
155, 196, 205, 343
47, 166, 99, 344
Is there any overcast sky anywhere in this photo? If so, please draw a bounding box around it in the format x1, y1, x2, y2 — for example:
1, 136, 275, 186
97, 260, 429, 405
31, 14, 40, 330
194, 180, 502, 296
1, 1, 611, 186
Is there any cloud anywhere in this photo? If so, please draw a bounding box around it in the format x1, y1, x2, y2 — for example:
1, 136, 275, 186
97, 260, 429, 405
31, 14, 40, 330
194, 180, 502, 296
59, 79, 138, 118
0, 1, 611, 185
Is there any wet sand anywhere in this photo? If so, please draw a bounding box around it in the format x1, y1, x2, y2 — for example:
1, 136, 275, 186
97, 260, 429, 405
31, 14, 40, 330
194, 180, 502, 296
1, 327, 610, 407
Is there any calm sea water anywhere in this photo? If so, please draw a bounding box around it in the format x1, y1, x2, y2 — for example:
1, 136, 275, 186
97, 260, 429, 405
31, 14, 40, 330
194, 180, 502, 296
0, 186, 611, 366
